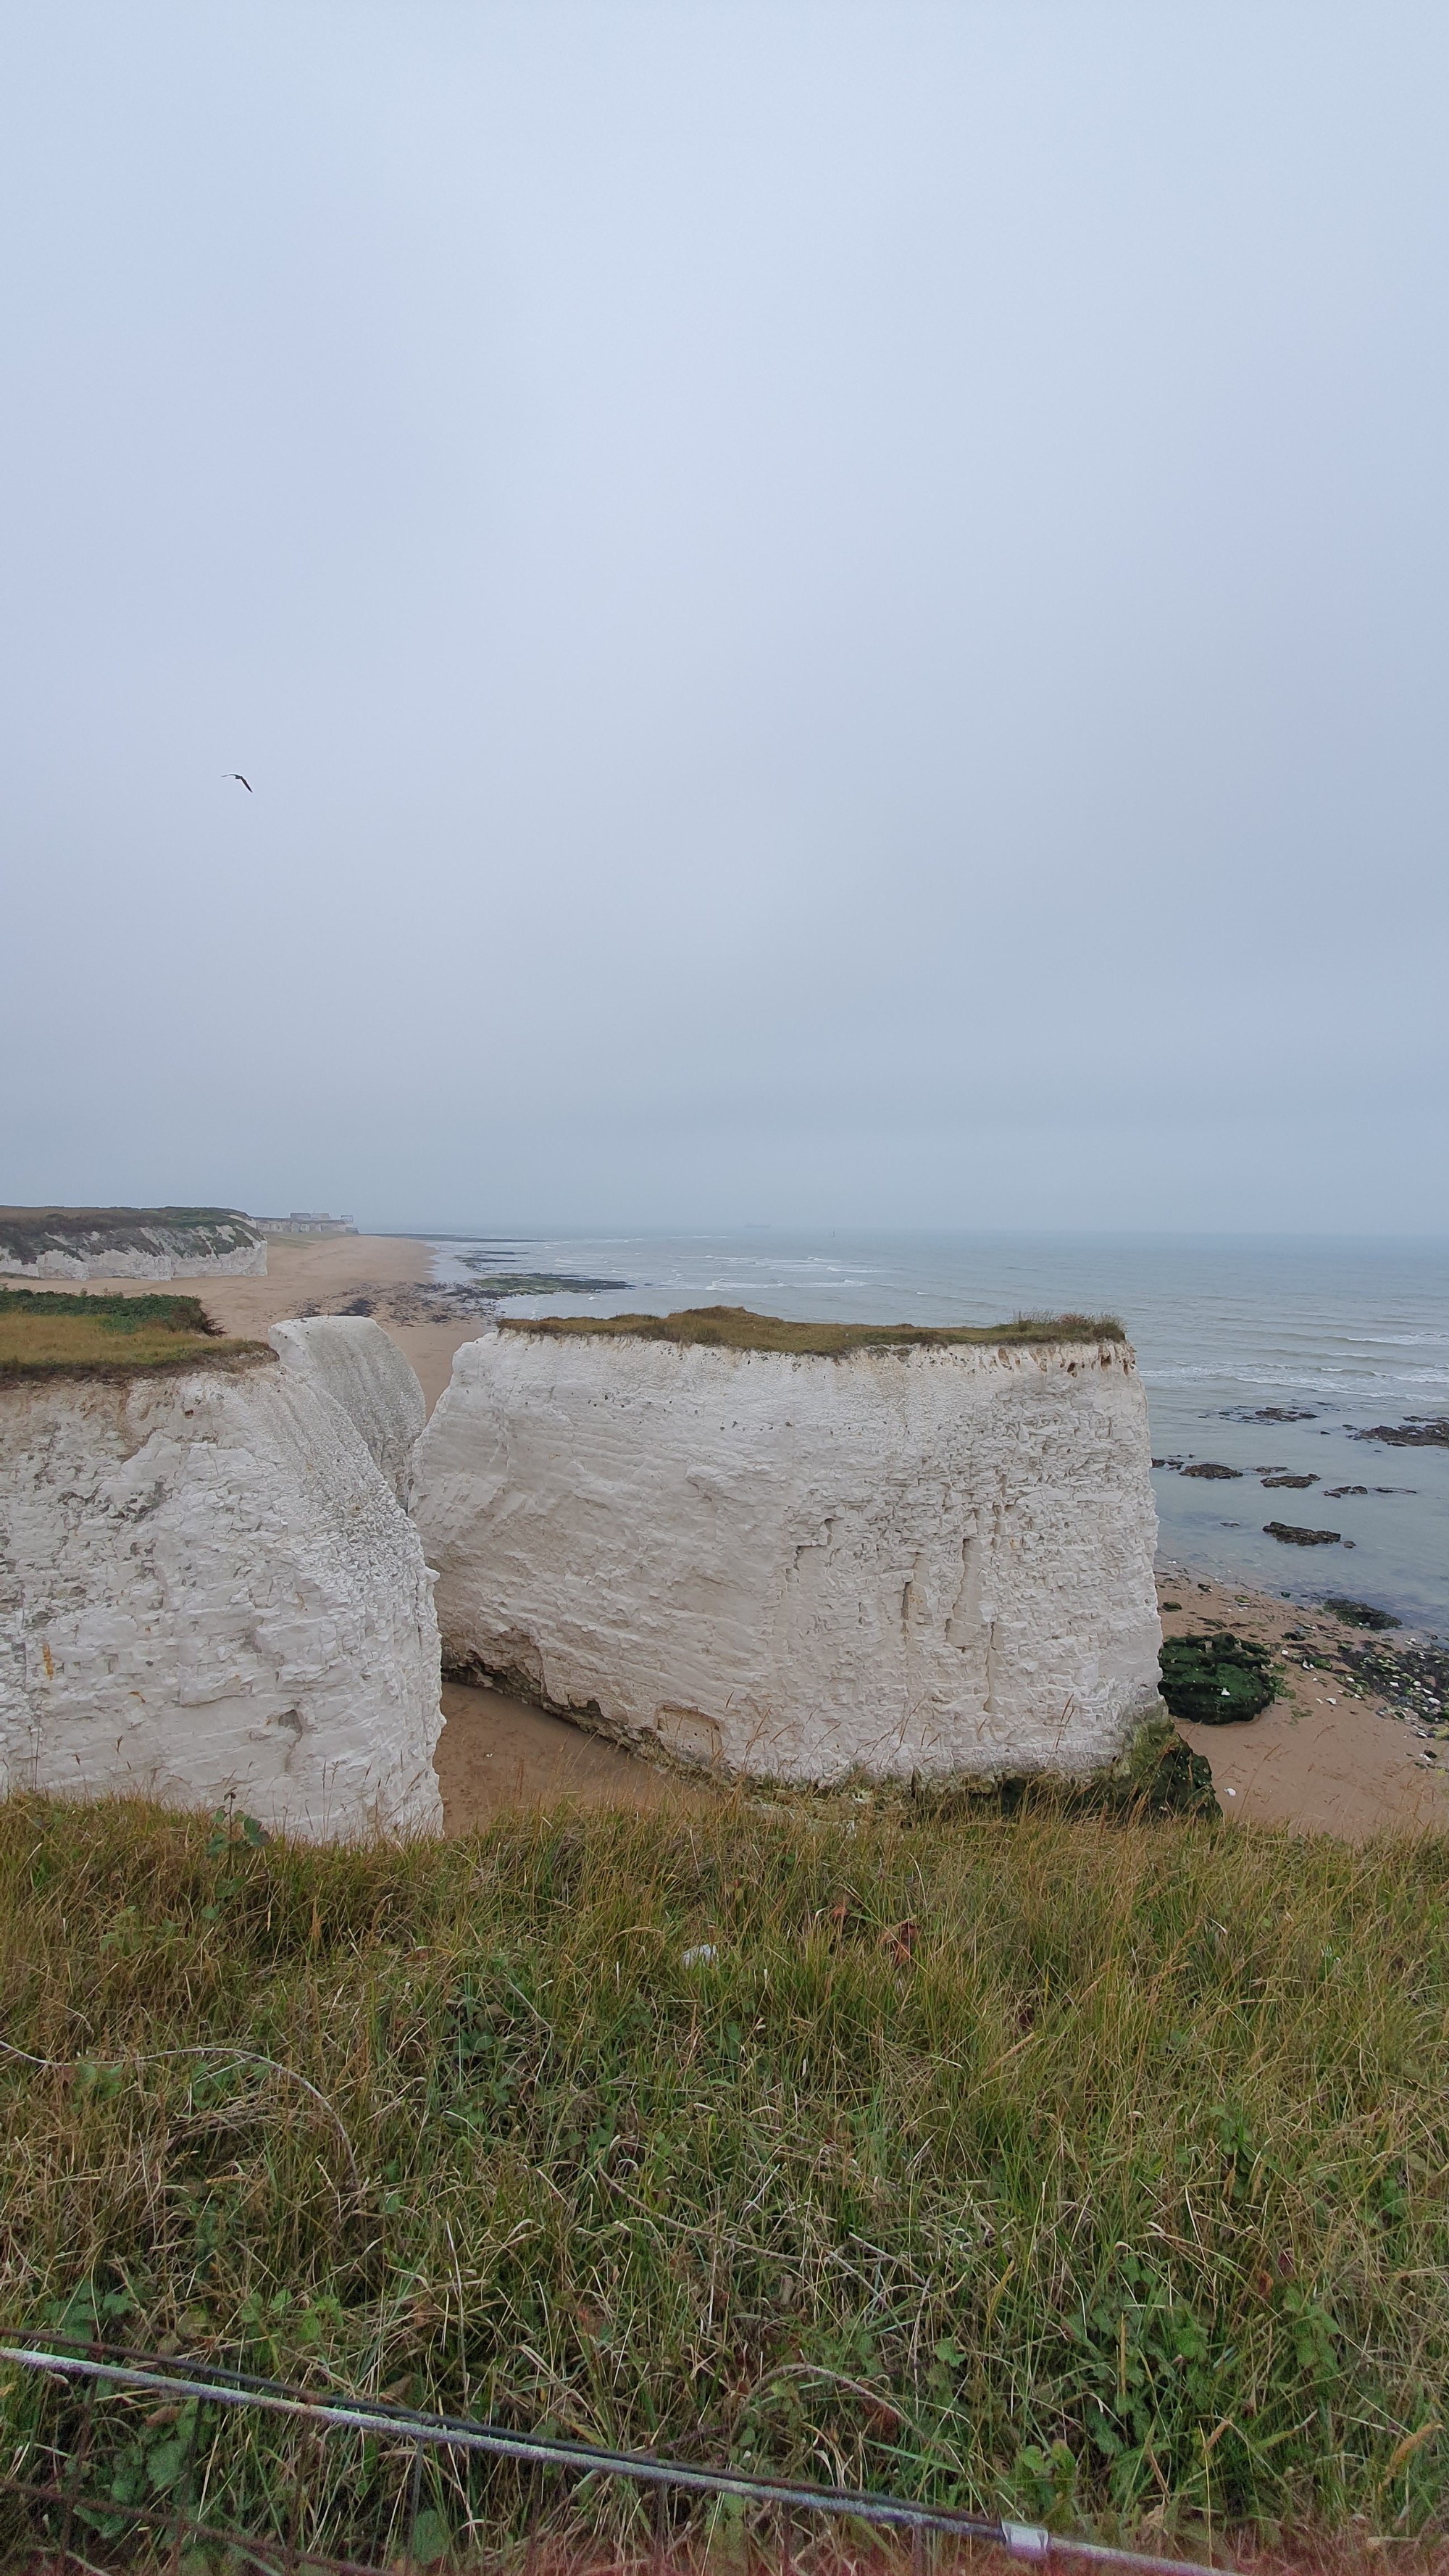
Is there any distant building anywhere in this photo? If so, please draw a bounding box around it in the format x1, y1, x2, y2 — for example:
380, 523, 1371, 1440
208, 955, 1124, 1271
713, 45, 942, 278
254, 1212, 359, 1237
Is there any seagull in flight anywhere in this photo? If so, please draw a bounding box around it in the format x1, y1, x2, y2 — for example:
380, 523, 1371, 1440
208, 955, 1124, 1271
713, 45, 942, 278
226, 773, 252, 792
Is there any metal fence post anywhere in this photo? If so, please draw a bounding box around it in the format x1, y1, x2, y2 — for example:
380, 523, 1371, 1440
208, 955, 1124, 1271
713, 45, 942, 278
402, 2437, 425, 2575
55, 2366, 99, 2568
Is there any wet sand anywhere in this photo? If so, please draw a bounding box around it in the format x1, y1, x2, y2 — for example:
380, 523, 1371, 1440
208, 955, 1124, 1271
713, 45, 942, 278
435, 1678, 714, 1826
1158, 1567, 1449, 1840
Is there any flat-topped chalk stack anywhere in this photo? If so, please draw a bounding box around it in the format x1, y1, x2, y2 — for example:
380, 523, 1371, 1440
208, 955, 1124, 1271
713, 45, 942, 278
412, 1305, 1164, 1786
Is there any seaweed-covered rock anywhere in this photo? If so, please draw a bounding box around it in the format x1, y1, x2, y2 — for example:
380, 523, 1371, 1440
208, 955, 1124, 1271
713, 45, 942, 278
1323, 1598, 1400, 1631
1113, 1713, 1220, 1816
1264, 1521, 1340, 1546
1179, 1462, 1241, 1480
1159, 1633, 1279, 1725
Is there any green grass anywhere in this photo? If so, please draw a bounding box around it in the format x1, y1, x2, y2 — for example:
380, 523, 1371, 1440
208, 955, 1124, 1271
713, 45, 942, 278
0, 1288, 270, 1378
502, 1306, 1126, 1355
1, 1796, 1447, 2556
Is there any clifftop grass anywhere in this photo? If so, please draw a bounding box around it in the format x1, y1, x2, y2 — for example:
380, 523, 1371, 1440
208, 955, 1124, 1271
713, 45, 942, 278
502, 1304, 1126, 1356
0, 1288, 270, 1380
1, 1794, 1446, 2551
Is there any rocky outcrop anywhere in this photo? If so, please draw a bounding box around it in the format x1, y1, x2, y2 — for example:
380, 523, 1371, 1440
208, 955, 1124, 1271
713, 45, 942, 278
412, 1325, 1162, 1785
0, 1359, 443, 1837
0, 1207, 267, 1280
268, 1317, 425, 1508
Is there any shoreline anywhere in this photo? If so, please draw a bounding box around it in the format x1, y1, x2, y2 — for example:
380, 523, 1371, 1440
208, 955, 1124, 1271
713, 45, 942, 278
1157, 1562, 1448, 1839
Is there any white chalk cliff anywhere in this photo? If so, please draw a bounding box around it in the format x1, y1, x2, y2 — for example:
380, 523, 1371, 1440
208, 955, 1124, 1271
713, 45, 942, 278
412, 1327, 1163, 1785
268, 1316, 426, 1508
0, 1211, 267, 1280
0, 1359, 443, 1837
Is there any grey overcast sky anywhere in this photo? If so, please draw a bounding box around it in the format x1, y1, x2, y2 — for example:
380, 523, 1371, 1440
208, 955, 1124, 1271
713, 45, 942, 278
4, 2, 1445, 1234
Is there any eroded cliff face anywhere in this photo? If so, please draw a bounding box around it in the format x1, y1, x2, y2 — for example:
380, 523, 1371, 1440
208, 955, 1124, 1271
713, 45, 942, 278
267, 1317, 425, 1508
0, 1209, 267, 1280
412, 1329, 1162, 1785
0, 1362, 443, 1836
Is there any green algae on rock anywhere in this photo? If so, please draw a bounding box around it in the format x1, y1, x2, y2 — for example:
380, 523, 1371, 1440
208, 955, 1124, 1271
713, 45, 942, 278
1159, 1632, 1282, 1725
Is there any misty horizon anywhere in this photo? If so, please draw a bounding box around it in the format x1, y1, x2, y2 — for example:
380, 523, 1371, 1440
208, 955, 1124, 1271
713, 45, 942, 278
6, 3, 1447, 1236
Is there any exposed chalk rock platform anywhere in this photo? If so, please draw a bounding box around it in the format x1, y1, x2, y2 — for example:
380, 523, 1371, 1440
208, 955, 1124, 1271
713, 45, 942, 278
0, 1206, 267, 1280
0, 1355, 443, 1837
268, 1316, 426, 1507
412, 1307, 1163, 1785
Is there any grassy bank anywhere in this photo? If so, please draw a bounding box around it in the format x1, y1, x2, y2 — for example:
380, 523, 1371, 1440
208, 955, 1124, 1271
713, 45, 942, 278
1, 1796, 1447, 2554
0, 1288, 268, 1377
504, 1306, 1125, 1354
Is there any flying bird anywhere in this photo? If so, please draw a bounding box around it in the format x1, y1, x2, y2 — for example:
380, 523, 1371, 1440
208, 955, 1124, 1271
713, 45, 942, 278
226, 773, 252, 792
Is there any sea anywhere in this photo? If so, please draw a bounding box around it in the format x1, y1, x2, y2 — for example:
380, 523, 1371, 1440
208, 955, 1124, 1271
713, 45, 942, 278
422, 1230, 1449, 1635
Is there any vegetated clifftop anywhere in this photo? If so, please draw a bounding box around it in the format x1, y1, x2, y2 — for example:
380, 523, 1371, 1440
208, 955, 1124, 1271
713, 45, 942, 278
507, 1303, 1126, 1353
0, 1206, 267, 1280
412, 1312, 1161, 1786
0, 1288, 267, 1379
0, 1349, 442, 1838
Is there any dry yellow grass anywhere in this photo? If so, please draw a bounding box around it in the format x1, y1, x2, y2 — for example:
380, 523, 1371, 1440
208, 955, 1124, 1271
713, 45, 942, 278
504, 1306, 1125, 1356
0, 1289, 269, 1378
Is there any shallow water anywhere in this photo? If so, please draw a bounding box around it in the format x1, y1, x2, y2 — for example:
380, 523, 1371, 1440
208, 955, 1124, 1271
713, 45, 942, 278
425, 1229, 1449, 1633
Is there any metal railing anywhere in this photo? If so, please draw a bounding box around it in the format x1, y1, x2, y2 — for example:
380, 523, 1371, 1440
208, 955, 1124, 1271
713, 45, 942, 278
0, 2338, 1224, 2576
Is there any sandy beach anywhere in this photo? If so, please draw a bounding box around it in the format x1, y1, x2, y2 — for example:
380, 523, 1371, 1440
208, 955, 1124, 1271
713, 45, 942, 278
14, 1232, 485, 1415
1158, 1567, 1448, 1839
186, 1232, 488, 1413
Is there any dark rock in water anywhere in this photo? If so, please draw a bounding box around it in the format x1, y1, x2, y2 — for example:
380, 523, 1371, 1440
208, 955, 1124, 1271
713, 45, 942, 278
1264, 1521, 1341, 1546
1180, 1461, 1242, 1480
1325, 1485, 1369, 1499
1323, 1598, 1401, 1630
459, 1264, 632, 1296
1160, 1633, 1279, 1725
1223, 1404, 1318, 1424
1352, 1418, 1449, 1448
1261, 1472, 1318, 1489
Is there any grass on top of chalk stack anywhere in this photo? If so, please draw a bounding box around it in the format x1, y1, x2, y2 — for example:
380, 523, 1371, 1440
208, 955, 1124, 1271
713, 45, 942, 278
1, 1793, 1447, 2558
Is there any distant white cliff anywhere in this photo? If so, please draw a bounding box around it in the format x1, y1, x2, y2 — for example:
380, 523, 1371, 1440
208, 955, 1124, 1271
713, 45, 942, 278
0, 1206, 267, 1280
412, 1322, 1162, 1785
0, 1356, 443, 1837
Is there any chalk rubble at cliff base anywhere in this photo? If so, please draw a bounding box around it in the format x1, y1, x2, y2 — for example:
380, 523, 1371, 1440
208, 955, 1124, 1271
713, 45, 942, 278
0, 1358, 442, 1838
412, 1325, 1164, 1785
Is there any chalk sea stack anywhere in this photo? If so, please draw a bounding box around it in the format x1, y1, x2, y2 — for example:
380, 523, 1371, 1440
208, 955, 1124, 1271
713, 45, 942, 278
412, 1306, 1164, 1787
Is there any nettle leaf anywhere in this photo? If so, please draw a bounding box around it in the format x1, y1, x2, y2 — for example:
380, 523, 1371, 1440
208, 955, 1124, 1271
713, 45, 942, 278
409, 2509, 450, 2566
